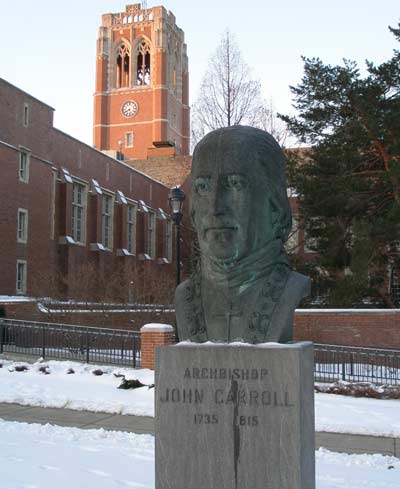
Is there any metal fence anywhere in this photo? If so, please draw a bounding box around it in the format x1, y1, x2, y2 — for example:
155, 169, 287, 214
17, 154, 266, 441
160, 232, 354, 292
1, 319, 400, 384
0, 319, 141, 367
314, 343, 400, 385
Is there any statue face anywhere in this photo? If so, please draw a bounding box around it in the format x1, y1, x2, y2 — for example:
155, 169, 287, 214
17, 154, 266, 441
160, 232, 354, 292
191, 143, 273, 262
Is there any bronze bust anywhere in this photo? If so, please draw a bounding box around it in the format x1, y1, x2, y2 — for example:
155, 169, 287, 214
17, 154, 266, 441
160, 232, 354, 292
175, 126, 310, 343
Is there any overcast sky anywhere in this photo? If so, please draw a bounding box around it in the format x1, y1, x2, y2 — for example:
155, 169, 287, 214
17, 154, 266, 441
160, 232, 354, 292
1, 1, 399, 146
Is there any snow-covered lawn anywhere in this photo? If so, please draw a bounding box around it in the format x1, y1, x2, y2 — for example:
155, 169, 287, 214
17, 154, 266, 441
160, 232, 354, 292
0, 359, 154, 416
1, 358, 400, 437
1, 419, 400, 489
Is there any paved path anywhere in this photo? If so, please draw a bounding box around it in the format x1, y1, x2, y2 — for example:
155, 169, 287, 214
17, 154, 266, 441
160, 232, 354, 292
0, 402, 154, 434
0, 402, 399, 457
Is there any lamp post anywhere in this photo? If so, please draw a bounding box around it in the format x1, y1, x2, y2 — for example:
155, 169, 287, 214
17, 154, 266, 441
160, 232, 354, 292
168, 186, 185, 286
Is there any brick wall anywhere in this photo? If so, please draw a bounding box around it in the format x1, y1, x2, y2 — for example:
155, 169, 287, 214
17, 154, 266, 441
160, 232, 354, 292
2, 299, 399, 350
294, 309, 400, 349
0, 301, 175, 332
127, 154, 192, 188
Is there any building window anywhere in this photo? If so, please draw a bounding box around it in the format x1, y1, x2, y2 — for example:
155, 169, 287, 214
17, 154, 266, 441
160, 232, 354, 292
136, 40, 151, 85
147, 211, 156, 257
165, 219, 173, 262
285, 215, 299, 252
72, 182, 86, 244
17, 209, 28, 243
16, 260, 27, 294
127, 203, 137, 254
126, 132, 133, 148
18, 150, 30, 183
102, 193, 114, 249
116, 43, 130, 88
390, 268, 400, 306
23, 103, 29, 127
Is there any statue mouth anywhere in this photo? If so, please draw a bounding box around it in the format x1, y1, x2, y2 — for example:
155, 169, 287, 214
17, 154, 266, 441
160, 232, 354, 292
205, 226, 238, 236
207, 226, 237, 231
204, 226, 238, 242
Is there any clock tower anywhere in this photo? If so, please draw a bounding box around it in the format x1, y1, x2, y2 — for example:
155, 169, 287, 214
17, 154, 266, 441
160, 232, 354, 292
93, 4, 190, 159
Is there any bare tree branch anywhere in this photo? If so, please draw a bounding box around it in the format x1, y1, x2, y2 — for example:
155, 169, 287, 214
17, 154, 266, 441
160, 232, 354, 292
191, 30, 287, 149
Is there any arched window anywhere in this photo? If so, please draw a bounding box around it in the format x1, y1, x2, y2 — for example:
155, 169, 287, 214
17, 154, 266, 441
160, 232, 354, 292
116, 43, 130, 88
136, 41, 151, 85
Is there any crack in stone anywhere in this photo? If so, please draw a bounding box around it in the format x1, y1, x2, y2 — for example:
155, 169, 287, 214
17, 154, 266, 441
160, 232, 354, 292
231, 378, 240, 489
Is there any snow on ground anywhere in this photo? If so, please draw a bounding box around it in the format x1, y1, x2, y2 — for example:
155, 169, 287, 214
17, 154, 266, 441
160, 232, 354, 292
0, 359, 155, 416
0, 420, 154, 489
1, 419, 400, 489
1, 358, 400, 436
315, 393, 400, 438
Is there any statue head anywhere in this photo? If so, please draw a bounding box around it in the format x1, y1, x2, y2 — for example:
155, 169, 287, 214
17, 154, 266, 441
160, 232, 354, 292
190, 126, 291, 264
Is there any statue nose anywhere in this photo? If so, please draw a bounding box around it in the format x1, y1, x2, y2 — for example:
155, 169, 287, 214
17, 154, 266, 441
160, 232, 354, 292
212, 189, 226, 216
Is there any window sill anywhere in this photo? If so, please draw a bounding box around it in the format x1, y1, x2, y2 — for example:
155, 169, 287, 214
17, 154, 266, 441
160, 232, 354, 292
59, 236, 76, 245
90, 242, 113, 252
139, 253, 153, 261
117, 248, 134, 257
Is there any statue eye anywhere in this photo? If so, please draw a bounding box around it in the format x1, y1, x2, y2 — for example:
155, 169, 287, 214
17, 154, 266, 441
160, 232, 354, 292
195, 178, 211, 194
225, 174, 248, 191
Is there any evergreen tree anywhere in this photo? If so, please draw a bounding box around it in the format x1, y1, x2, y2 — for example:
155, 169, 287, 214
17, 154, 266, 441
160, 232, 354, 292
280, 23, 400, 307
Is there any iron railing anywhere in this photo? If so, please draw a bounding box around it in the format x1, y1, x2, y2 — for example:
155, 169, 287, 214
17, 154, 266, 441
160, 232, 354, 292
314, 343, 400, 385
0, 319, 141, 367
1, 320, 399, 384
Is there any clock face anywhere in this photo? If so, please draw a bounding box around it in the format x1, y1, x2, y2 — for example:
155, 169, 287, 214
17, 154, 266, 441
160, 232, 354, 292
121, 100, 139, 118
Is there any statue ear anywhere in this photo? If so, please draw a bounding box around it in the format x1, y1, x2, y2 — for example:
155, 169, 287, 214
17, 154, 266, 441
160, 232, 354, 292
190, 208, 196, 228
270, 201, 285, 240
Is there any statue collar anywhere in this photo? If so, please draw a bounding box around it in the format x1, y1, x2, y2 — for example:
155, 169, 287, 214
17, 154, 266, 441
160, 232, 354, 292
185, 256, 290, 343
201, 238, 289, 294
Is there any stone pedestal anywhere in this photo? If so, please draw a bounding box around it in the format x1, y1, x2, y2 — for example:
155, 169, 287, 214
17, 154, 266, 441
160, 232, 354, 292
155, 342, 315, 489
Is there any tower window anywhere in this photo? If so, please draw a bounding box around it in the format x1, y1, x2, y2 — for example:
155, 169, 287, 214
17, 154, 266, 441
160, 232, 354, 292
137, 41, 151, 86
116, 43, 130, 88
126, 132, 133, 148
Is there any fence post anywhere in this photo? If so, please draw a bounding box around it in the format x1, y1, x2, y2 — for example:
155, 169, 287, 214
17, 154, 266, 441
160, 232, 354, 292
42, 325, 46, 359
341, 351, 346, 381
0, 319, 4, 354
140, 324, 176, 370
132, 335, 137, 368
86, 328, 90, 364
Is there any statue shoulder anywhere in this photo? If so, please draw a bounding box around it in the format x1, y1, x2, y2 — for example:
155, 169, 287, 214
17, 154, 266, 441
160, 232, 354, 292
175, 278, 194, 305
174, 278, 195, 342
285, 271, 311, 302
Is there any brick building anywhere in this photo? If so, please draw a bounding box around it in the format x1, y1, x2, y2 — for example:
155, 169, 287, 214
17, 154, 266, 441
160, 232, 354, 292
0, 77, 178, 302
0, 3, 195, 304
93, 3, 190, 159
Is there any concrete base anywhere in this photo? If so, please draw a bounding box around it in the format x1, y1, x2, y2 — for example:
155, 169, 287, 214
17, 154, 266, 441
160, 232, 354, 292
155, 342, 315, 489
